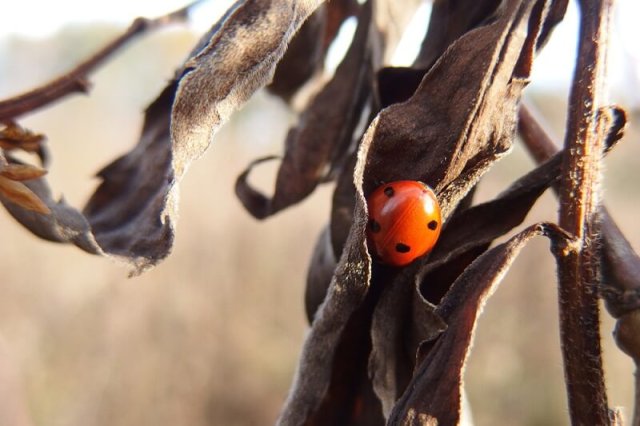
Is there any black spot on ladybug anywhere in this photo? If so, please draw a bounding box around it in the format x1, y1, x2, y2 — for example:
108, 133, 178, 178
384, 186, 395, 197
369, 219, 381, 233
395, 243, 410, 253
428, 220, 438, 231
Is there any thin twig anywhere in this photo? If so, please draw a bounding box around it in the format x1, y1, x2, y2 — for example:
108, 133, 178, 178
517, 104, 559, 162
554, 0, 615, 424
0, 0, 205, 121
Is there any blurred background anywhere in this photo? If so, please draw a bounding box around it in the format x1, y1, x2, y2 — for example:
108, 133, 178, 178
0, 1, 638, 425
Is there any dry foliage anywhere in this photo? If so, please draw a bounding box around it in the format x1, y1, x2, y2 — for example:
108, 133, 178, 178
0, 0, 638, 425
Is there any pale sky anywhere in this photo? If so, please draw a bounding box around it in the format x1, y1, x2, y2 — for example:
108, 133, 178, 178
0, 0, 638, 106
0, 1, 235, 37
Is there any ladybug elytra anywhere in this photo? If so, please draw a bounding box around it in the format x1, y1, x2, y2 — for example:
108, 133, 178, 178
366, 180, 442, 266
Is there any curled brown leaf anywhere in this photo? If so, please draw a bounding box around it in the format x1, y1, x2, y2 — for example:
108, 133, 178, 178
359, 0, 542, 220
3, 1, 327, 273
236, 0, 375, 219
279, 197, 371, 425
388, 223, 575, 425
305, 226, 337, 323
415, 0, 502, 69
267, 5, 328, 102
171, 0, 324, 179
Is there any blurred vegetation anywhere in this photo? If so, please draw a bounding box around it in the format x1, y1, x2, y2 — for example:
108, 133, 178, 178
0, 23, 637, 426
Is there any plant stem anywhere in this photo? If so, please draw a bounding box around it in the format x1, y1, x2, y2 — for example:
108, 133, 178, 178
555, 0, 615, 424
0, 1, 203, 121
520, 99, 640, 426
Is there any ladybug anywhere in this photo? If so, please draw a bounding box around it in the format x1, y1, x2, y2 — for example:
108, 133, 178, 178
366, 180, 442, 267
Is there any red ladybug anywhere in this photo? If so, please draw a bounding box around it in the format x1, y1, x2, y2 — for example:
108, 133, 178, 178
366, 180, 442, 266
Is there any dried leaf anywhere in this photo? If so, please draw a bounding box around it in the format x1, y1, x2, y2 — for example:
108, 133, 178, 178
376, 67, 425, 109
3, 1, 326, 273
1, 174, 102, 253
0, 176, 50, 215
305, 270, 385, 425
324, 0, 359, 49
614, 310, 640, 362
236, 1, 374, 219
415, 0, 502, 69
377, 0, 569, 110
0, 121, 45, 153
536, 0, 570, 50
387, 223, 574, 425
82, 82, 176, 271
378, 0, 558, 107
599, 105, 627, 157
329, 150, 358, 258
360, 0, 543, 221
601, 217, 640, 318
305, 226, 337, 323
1, 80, 173, 268
369, 271, 446, 418
267, 0, 362, 102
0, 163, 47, 181
428, 151, 562, 269
512, 0, 565, 78
267, 5, 327, 101
278, 199, 371, 425
171, 0, 324, 180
